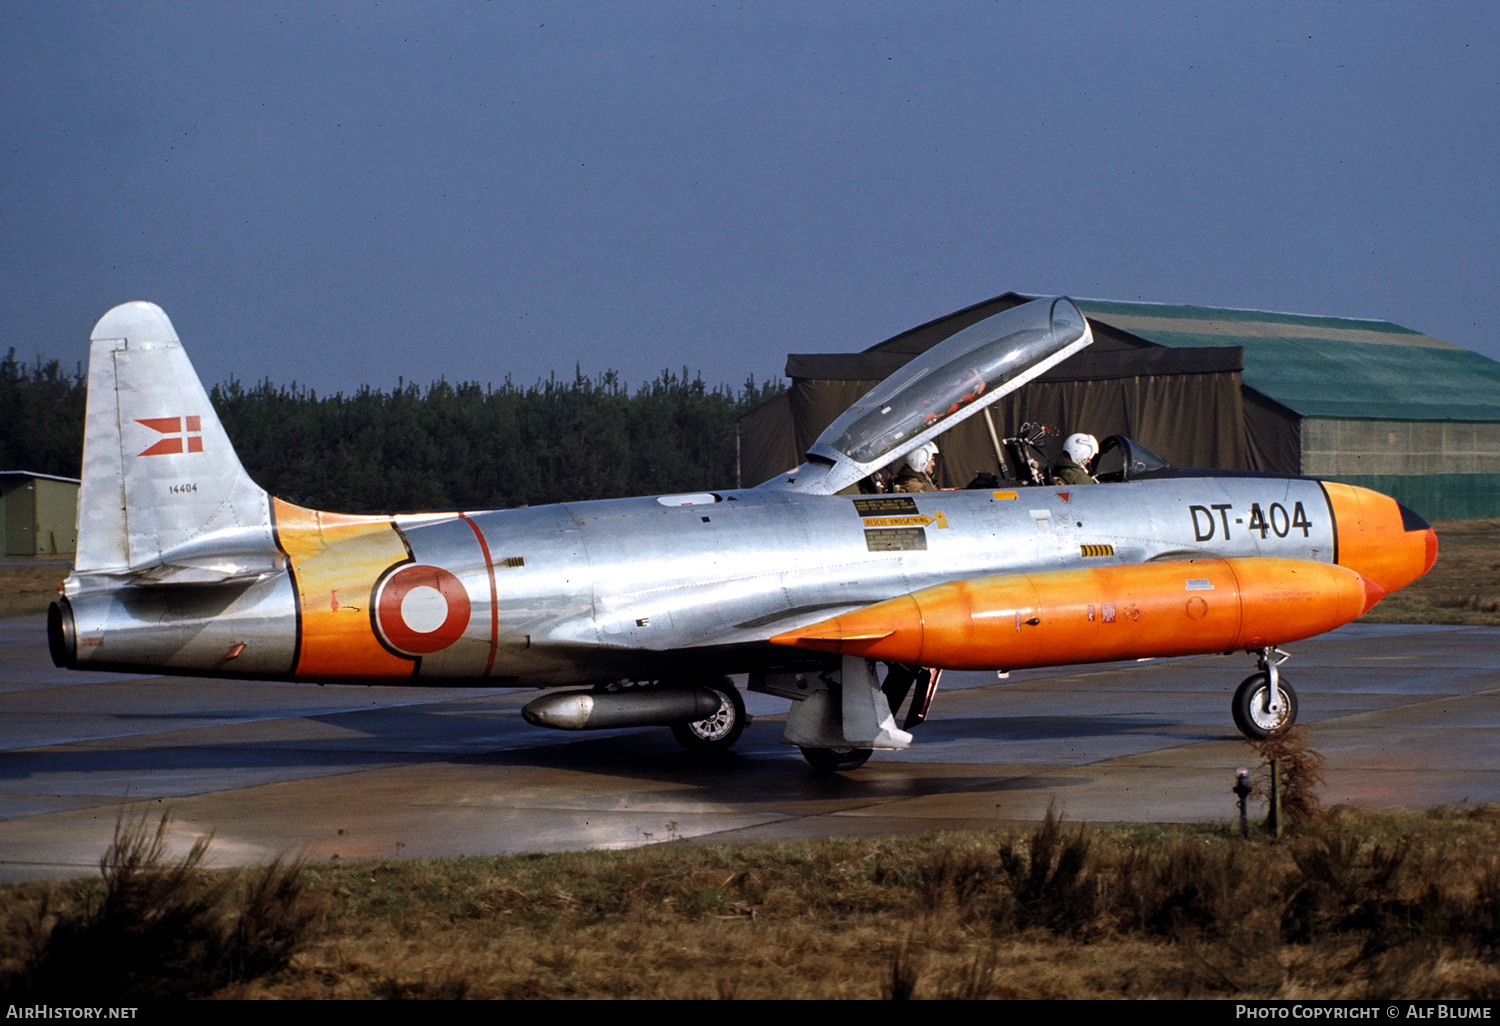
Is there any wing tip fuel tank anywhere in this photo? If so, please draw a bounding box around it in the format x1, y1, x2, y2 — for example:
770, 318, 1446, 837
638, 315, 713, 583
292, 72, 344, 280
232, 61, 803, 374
771, 557, 1380, 671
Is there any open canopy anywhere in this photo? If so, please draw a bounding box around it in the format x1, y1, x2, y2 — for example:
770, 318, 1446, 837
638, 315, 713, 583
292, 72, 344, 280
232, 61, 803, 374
764, 296, 1094, 494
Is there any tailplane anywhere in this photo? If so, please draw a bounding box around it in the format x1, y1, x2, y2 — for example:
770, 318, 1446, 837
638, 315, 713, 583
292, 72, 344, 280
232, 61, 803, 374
76, 302, 278, 583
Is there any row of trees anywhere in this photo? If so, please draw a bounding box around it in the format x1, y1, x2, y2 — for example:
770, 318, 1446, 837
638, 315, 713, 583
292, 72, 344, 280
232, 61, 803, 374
0, 350, 783, 512
0, 352, 86, 482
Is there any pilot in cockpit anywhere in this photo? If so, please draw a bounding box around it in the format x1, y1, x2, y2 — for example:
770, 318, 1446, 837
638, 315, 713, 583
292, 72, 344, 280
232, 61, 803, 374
891, 443, 939, 492
1050, 433, 1098, 485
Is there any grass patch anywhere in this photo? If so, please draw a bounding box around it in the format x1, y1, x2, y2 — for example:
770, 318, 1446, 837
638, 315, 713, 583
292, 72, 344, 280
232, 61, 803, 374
1359, 518, 1500, 626
1, 813, 316, 1000
0, 562, 69, 618
3, 808, 1497, 999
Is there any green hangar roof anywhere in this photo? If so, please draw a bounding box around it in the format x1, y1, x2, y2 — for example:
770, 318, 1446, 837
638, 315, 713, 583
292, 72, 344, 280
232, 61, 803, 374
742, 290, 1500, 516
1073, 299, 1500, 422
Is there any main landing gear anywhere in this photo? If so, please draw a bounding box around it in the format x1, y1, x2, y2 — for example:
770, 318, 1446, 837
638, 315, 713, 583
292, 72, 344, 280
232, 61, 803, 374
796, 662, 940, 772
1232, 647, 1298, 740
799, 746, 874, 772
669, 676, 747, 754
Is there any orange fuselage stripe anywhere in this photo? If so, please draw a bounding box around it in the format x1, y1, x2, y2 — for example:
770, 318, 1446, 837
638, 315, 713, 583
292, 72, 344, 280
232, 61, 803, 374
273, 498, 415, 679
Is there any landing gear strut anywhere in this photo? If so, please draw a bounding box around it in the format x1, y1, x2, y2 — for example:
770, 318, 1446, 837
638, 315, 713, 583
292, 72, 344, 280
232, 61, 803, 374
794, 660, 941, 771
786, 657, 915, 771
1232, 647, 1298, 740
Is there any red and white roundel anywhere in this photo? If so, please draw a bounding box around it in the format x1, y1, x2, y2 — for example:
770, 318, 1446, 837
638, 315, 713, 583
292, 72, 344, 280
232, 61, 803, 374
374, 564, 471, 656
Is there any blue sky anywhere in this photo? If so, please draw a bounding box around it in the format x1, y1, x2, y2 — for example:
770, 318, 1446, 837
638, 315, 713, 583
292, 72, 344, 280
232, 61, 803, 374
3, 2, 1496, 395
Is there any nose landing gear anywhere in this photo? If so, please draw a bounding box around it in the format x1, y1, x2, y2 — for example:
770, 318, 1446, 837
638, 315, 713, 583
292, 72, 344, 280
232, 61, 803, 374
1232, 647, 1298, 740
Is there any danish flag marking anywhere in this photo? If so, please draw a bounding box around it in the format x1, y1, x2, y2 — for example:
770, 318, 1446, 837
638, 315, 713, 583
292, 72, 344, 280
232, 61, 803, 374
137, 415, 203, 456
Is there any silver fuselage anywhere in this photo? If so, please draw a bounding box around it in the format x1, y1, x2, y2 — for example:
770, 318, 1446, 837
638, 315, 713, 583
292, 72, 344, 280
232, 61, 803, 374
60, 472, 1337, 687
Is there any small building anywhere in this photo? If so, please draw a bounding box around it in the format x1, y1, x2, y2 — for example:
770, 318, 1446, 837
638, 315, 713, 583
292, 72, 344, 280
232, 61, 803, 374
738, 293, 1500, 519
1, 471, 79, 556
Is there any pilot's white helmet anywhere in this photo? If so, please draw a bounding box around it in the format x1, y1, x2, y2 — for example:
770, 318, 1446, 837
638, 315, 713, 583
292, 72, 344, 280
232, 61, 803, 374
905, 442, 939, 473
1063, 433, 1098, 465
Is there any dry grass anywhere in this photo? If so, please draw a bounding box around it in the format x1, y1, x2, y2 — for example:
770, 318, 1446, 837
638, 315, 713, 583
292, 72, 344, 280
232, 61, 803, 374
1360, 518, 1500, 625
0, 562, 68, 618
1, 813, 317, 1001
4, 807, 1497, 1000
1250, 725, 1329, 830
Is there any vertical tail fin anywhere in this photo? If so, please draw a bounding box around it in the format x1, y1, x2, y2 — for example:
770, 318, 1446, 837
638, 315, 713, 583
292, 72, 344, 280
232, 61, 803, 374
76, 302, 276, 579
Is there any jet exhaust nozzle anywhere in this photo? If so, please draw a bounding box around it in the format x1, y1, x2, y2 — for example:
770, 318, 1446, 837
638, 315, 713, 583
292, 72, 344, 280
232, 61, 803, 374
47, 600, 76, 669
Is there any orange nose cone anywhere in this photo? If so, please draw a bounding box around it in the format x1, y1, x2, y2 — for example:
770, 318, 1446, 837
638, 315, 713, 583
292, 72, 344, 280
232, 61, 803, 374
1323, 483, 1438, 596
1361, 574, 1387, 615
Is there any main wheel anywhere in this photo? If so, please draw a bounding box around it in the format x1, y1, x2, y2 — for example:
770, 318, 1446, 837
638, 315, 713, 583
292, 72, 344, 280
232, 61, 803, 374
799, 746, 873, 772
670, 677, 746, 754
1232, 672, 1298, 740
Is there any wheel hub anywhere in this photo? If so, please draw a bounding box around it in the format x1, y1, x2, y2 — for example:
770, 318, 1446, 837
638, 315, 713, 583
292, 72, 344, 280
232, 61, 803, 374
1250, 686, 1291, 731
686, 694, 735, 741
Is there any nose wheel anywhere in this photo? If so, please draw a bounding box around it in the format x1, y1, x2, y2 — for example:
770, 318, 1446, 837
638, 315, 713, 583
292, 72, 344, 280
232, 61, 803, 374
1231, 647, 1298, 740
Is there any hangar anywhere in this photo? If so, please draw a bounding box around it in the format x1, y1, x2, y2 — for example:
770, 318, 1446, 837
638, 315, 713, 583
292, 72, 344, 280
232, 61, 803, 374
737, 293, 1500, 519
0, 471, 78, 556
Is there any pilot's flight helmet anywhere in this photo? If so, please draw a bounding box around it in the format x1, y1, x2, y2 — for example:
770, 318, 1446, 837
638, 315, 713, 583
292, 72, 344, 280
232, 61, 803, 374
1063, 433, 1098, 465
905, 442, 939, 473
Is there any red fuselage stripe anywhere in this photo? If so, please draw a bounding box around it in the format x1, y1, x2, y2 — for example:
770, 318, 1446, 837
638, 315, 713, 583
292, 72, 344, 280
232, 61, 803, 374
459, 513, 500, 676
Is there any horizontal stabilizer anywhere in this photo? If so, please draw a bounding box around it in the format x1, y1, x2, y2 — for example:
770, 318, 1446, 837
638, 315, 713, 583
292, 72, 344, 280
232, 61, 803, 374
87, 527, 286, 585
123, 555, 285, 586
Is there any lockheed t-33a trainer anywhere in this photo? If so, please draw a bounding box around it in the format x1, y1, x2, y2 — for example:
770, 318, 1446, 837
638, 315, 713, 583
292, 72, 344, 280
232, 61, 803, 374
49, 297, 1438, 770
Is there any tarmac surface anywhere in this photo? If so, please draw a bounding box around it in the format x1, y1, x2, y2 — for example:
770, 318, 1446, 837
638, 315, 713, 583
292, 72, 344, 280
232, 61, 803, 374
0, 614, 1495, 883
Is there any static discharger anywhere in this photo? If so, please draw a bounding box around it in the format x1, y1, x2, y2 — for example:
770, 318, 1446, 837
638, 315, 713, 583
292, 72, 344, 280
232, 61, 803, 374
770, 557, 1382, 671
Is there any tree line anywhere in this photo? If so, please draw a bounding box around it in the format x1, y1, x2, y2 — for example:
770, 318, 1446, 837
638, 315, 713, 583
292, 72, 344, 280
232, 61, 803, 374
0, 350, 783, 512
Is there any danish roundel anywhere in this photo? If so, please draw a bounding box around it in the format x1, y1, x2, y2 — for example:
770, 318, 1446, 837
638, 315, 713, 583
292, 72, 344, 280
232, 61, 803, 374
374, 564, 472, 656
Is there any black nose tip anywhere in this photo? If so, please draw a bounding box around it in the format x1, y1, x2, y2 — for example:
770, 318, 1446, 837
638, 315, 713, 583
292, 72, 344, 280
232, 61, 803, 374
1397, 503, 1430, 532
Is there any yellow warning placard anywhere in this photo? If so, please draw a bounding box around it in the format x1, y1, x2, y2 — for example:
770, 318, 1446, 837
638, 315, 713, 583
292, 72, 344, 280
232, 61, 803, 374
862, 513, 949, 529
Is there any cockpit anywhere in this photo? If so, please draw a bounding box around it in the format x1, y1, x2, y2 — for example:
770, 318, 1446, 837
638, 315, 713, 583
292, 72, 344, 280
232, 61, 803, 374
1094, 435, 1172, 483
768, 297, 1096, 495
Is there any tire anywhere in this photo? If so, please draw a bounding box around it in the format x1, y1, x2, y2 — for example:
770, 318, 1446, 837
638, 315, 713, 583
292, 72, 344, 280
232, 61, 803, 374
1232, 672, 1298, 740
669, 677, 746, 754
799, 746, 874, 772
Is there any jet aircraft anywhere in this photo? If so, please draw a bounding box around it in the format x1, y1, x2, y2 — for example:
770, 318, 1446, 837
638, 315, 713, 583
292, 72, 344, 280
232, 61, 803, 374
49, 297, 1438, 770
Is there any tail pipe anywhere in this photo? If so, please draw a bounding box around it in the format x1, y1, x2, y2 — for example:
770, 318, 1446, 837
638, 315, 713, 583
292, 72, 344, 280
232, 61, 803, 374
47, 599, 76, 669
